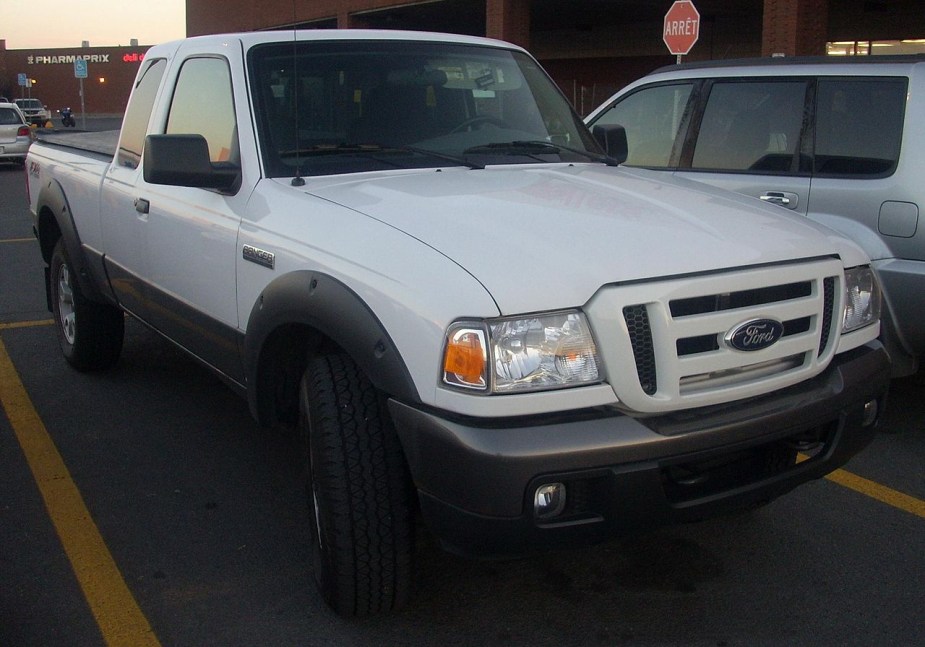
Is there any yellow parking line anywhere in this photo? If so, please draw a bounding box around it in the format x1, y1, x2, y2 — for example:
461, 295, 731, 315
824, 467, 925, 519
0, 320, 54, 330
0, 237, 35, 243
0, 336, 161, 647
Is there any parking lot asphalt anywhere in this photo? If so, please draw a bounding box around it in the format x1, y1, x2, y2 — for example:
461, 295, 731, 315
0, 159, 923, 646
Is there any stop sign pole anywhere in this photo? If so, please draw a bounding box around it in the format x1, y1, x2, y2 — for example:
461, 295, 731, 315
663, 0, 700, 64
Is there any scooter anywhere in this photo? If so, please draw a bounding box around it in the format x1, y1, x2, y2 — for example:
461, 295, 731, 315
60, 107, 76, 128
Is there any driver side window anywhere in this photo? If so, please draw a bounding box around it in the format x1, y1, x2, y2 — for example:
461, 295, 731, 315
166, 57, 238, 164
593, 83, 693, 167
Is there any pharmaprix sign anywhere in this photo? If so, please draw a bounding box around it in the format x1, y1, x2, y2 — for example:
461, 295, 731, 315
27, 53, 146, 65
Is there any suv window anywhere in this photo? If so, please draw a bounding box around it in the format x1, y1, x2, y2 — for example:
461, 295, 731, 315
592, 83, 693, 167
814, 78, 906, 177
118, 58, 167, 169
166, 57, 238, 163
692, 81, 807, 173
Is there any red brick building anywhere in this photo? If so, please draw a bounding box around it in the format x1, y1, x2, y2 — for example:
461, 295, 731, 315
0, 41, 151, 117
3, 0, 923, 118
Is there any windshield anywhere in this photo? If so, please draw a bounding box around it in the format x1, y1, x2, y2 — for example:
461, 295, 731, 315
248, 40, 600, 177
16, 99, 42, 109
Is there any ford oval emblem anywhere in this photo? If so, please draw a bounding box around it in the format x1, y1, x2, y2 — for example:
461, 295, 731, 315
725, 319, 784, 352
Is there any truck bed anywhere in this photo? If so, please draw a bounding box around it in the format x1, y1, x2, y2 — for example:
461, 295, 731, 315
35, 130, 119, 160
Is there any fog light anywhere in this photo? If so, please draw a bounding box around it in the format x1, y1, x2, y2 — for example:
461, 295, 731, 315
862, 399, 879, 427
534, 483, 566, 519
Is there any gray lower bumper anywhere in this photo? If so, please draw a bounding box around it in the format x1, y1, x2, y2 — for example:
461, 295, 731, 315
389, 342, 890, 558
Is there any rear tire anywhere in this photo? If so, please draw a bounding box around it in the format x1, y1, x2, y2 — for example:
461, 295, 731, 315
298, 353, 414, 616
50, 239, 124, 371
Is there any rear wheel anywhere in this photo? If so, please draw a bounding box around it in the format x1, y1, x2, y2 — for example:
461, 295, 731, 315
298, 352, 414, 616
50, 239, 124, 370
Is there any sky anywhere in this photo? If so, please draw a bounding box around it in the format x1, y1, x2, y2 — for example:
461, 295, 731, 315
0, 0, 186, 49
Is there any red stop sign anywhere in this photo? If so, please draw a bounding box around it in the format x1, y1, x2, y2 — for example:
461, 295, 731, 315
663, 0, 700, 56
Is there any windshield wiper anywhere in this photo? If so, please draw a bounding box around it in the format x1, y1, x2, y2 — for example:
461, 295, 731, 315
402, 145, 484, 170
463, 140, 621, 166
280, 143, 483, 170
279, 143, 403, 158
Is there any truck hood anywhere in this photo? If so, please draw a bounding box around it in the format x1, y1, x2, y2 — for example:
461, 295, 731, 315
300, 164, 867, 314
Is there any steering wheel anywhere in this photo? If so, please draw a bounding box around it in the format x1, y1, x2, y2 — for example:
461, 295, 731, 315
450, 115, 507, 133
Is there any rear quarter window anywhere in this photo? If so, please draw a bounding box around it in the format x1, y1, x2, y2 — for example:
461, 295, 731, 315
813, 77, 907, 177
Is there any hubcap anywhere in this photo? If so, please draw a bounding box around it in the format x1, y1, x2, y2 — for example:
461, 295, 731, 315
58, 263, 76, 345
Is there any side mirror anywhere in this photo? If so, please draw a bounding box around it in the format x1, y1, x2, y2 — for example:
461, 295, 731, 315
143, 134, 240, 193
592, 124, 628, 165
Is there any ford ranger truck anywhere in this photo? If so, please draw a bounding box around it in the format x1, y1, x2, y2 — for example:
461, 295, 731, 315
26, 30, 890, 616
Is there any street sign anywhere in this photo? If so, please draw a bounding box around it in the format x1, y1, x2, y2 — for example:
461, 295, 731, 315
74, 58, 88, 79
17, 73, 28, 86
663, 0, 700, 57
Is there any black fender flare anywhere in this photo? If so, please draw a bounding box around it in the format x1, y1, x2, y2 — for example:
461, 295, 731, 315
244, 270, 420, 425
35, 177, 110, 305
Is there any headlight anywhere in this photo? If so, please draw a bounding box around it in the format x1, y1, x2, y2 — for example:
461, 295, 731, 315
442, 311, 601, 393
842, 266, 881, 333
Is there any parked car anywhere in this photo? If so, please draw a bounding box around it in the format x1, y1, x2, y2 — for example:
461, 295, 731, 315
14, 97, 51, 126
585, 55, 925, 376
0, 102, 33, 164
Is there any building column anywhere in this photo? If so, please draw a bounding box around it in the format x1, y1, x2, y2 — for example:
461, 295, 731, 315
338, 11, 371, 29
486, 0, 530, 49
762, 0, 829, 56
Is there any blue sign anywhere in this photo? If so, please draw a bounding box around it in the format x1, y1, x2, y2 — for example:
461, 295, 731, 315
74, 58, 88, 79
17, 73, 28, 86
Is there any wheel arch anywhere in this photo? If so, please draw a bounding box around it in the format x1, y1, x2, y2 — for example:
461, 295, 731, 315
244, 270, 420, 427
35, 178, 110, 304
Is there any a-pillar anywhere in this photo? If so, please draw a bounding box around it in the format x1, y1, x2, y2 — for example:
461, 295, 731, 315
486, 0, 530, 49
762, 0, 829, 56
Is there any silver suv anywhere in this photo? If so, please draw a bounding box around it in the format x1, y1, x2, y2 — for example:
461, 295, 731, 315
586, 55, 925, 376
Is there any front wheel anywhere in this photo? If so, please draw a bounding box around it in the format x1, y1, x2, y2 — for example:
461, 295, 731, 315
50, 239, 124, 370
299, 353, 414, 616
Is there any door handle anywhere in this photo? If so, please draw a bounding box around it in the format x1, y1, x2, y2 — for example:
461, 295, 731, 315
759, 191, 799, 209
134, 198, 150, 214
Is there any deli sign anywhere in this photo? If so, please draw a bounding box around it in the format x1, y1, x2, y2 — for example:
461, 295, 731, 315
663, 0, 700, 56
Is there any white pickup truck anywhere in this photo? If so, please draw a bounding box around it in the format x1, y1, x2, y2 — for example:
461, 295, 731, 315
26, 30, 889, 616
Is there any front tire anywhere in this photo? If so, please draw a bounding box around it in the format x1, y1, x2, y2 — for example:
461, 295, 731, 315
299, 353, 414, 616
50, 239, 124, 370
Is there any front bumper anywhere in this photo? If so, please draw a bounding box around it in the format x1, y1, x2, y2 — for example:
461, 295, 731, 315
389, 342, 890, 558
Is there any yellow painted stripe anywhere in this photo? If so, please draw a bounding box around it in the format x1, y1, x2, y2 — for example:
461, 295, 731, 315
0, 237, 35, 243
799, 452, 925, 519
824, 467, 925, 519
0, 319, 54, 330
0, 336, 161, 647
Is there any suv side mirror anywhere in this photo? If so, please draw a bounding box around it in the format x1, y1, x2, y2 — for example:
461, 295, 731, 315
592, 124, 628, 165
143, 134, 240, 193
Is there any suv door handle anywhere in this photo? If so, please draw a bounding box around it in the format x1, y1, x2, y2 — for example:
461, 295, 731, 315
134, 198, 150, 214
759, 191, 799, 209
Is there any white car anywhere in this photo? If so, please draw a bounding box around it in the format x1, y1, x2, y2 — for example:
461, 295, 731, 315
0, 102, 33, 164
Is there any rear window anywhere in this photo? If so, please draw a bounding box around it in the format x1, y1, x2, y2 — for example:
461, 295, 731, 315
0, 107, 24, 125
813, 77, 906, 177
